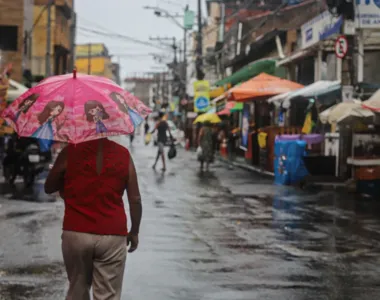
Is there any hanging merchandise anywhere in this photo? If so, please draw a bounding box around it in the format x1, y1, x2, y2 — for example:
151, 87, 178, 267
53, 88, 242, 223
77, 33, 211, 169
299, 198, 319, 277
258, 132, 267, 149
302, 112, 314, 134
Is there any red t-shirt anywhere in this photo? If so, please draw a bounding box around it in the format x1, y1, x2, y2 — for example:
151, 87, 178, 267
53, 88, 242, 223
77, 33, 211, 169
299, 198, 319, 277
62, 139, 129, 236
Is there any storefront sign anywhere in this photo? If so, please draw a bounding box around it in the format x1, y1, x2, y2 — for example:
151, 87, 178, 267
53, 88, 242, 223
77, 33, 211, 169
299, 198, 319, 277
184, 10, 195, 30
301, 11, 342, 49
193, 80, 210, 112
356, 0, 380, 28
215, 99, 226, 113
240, 103, 250, 151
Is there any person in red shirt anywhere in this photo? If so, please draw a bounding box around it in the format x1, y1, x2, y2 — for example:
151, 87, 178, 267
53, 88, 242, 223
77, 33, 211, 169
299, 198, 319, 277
45, 138, 142, 300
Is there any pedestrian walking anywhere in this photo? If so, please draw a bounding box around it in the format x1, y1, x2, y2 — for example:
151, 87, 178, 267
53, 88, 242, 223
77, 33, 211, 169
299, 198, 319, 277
151, 112, 172, 172
198, 121, 214, 172
2, 71, 151, 300
144, 117, 150, 136
130, 132, 135, 146
45, 138, 142, 300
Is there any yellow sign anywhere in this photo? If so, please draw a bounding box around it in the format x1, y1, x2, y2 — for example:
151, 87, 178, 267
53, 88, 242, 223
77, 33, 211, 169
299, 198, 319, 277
193, 80, 210, 112
170, 102, 176, 112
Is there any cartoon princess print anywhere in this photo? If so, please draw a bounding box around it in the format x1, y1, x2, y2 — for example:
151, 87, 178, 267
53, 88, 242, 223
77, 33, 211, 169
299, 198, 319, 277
32, 101, 65, 140
14, 93, 39, 122
84, 100, 110, 134
109, 92, 143, 128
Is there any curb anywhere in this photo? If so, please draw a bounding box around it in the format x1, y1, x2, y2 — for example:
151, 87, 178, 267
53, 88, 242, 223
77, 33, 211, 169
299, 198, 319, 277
216, 155, 275, 178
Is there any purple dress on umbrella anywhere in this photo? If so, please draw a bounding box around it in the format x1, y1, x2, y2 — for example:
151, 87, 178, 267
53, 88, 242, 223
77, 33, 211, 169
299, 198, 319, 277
95, 111, 107, 134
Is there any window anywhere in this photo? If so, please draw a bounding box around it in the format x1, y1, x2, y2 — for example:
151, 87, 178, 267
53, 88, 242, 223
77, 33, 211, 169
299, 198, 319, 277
0, 26, 18, 51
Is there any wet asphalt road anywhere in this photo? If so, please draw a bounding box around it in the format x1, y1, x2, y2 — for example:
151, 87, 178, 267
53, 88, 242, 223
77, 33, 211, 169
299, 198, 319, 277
1, 137, 380, 299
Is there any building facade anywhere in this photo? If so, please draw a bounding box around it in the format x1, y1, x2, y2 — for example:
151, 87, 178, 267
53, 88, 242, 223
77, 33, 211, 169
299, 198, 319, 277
75, 43, 114, 79
124, 74, 158, 107
0, 0, 34, 82
31, 0, 74, 77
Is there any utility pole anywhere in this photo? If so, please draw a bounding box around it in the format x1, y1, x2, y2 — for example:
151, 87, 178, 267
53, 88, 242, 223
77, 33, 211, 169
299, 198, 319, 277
173, 37, 178, 64
87, 43, 92, 75
183, 5, 188, 98
326, 0, 355, 177
196, 0, 203, 80
45, 0, 53, 77
218, 2, 226, 79
69, 10, 77, 72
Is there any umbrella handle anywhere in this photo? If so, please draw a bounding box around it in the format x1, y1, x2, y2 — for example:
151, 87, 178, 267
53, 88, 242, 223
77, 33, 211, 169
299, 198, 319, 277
73, 68, 77, 79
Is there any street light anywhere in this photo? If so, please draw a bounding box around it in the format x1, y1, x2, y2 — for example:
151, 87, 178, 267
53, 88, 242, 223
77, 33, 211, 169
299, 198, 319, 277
144, 5, 189, 92
143, 6, 184, 29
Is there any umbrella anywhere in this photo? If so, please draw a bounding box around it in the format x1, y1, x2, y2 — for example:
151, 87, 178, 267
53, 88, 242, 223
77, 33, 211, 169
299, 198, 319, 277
193, 112, 221, 124
217, 101, 243, 116
362, 89, 380, 112
227, 73, 304, 102
319, 100, 374, 125
1, 71, 151, 144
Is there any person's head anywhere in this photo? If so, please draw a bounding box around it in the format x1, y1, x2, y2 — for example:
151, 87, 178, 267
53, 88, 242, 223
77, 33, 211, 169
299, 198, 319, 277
109, 92, 128, 113
158, 112, 164, 120
84, 100, 110, 122
37, 101, 65, 125
203, 121, 212, 128
18, 93, 39, 113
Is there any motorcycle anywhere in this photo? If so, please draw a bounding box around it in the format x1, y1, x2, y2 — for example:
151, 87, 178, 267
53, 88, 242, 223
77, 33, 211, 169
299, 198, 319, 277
3, 138, 51, 188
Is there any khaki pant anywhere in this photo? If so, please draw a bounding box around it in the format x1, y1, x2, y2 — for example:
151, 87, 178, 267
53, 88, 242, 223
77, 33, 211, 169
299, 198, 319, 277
62, 231, 127, 300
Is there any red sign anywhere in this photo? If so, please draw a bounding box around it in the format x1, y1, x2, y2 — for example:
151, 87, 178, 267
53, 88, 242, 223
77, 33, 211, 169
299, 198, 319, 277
335, 36, 348, 59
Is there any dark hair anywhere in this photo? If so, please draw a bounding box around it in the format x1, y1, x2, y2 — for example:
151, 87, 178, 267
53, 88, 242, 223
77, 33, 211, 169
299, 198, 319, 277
159, 112, 164, 119
109, 92, 128, 113
18, 93, 39, 114
37, 101, 65, 125
84, 100, 110, 122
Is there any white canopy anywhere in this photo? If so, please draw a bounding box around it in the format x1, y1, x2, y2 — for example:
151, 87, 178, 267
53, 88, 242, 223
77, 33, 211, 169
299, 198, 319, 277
362, 89, 380, 112
282, 80, 340, 109
319, 100, 374, 125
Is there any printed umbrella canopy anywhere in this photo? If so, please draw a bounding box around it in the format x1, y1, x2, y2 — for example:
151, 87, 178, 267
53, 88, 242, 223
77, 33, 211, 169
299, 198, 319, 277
1, 71, 151, 144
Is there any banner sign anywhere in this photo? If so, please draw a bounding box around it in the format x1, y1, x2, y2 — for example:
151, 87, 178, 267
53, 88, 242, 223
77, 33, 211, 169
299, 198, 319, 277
356, 0, 380, 28
215, 98, 226, 113
184, 10, 195, 30
301, 11, 342, 49
240, 103, 250, 151
193, 80, 210, 112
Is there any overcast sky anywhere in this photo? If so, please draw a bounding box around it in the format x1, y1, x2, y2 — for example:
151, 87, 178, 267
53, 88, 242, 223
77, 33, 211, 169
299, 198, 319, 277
75, 0, 205, 79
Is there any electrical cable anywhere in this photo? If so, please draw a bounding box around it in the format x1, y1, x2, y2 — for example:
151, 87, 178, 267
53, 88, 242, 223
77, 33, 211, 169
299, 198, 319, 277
78, 27, 168, 50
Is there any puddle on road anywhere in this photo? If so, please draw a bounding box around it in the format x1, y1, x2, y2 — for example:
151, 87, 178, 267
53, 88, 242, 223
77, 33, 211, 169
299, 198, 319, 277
190, 258, 219, 264
0, 263, 65, 300
5, 211, 38, 219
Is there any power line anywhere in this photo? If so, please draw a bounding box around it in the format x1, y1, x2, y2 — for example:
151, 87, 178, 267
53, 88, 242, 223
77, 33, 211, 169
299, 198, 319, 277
78, 27, 168, 50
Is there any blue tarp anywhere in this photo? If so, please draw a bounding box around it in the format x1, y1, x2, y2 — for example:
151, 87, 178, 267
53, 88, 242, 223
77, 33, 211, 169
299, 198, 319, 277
274, 140, 309, 185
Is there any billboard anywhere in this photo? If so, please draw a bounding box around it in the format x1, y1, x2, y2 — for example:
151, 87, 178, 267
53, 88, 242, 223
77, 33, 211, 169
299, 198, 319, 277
193, 80, 210, 112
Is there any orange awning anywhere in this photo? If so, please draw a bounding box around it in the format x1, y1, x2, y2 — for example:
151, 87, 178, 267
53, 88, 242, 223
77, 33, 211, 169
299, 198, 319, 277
227, 73, 304, 102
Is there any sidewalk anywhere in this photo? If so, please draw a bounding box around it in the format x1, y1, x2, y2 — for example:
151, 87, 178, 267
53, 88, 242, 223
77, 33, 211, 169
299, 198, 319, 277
216, 154, 275, 178
215, 153, 355, 192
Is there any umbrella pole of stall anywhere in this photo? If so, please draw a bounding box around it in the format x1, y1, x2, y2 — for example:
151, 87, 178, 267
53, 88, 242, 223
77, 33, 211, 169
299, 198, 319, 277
351, 125, 354, 179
